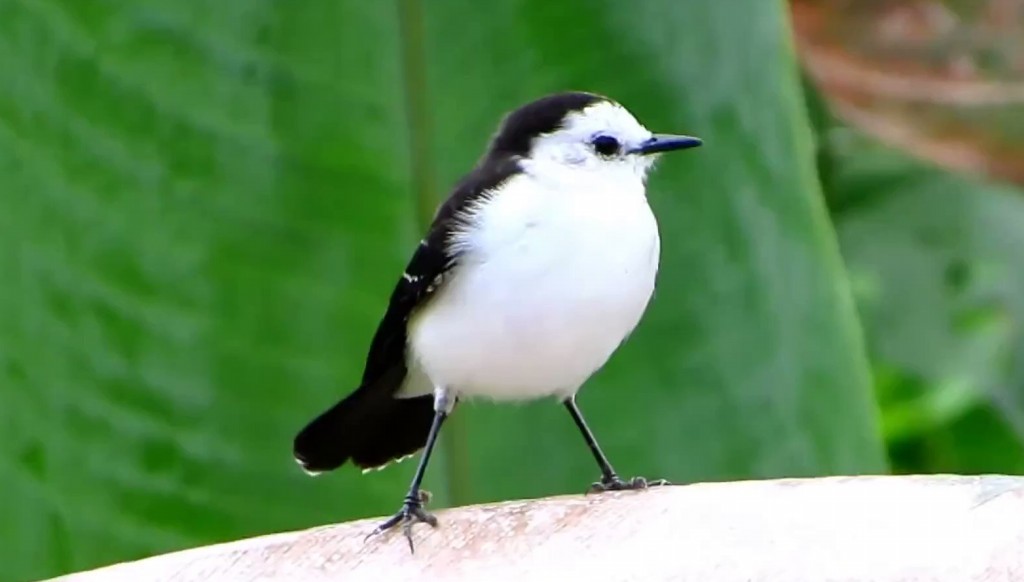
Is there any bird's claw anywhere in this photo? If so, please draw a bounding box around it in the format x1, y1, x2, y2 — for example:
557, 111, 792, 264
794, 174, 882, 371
364, 492, 438, 553
587, 475, 670, 494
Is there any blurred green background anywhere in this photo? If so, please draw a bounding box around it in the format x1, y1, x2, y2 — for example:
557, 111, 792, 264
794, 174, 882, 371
1, 1, 1021, 580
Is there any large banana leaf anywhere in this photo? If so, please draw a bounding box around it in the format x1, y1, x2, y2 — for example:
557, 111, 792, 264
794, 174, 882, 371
0, 1, 884, 580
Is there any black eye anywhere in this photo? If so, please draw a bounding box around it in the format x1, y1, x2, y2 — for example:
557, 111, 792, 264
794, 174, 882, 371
592, 135, 621, 156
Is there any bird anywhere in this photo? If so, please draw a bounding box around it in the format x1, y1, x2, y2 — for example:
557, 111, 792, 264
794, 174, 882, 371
292, 90, 702, 552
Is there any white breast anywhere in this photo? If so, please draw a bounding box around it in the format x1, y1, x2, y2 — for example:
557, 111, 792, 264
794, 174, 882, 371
403, 167, 660, 402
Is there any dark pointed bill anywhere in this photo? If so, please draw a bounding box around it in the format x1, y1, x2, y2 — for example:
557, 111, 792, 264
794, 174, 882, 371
632, 134, 703, 155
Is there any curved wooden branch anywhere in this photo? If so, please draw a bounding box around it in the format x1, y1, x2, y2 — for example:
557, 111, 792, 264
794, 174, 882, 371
48, 475, 1024, 582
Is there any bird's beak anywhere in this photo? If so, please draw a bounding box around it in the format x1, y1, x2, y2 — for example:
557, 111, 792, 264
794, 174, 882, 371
631, 134, 703, 155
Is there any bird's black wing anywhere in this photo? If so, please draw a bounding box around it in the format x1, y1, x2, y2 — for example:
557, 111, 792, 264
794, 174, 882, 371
293, 156, 521, 472
357, 221, 456, 389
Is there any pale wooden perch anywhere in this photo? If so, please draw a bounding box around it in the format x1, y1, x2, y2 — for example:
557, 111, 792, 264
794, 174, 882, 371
48, 475, 1024, 582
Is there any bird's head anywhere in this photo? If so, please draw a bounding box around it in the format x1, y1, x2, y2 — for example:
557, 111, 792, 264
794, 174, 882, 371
485, 91, 702, 183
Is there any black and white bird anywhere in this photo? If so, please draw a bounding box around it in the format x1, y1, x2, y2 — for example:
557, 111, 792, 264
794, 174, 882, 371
293, 91, 702, 550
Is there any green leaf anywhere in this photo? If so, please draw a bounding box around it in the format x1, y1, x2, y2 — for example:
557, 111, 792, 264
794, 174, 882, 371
828, 141, 1024, 471
0, 1, 884, 580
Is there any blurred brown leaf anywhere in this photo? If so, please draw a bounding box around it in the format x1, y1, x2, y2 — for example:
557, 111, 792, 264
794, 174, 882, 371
792, 0, 1024, 184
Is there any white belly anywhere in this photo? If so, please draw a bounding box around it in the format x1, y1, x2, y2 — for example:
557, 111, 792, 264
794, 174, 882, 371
404, 171, 660, 401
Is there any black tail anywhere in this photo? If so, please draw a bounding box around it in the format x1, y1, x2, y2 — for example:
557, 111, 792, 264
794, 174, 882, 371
293, 372, 436, 473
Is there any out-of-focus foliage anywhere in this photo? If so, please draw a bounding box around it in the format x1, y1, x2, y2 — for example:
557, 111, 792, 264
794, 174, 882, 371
824, 131, 1024, 474
0, 1, 884, 581
795, 0, 1024, 477
793, 0, 1024, 185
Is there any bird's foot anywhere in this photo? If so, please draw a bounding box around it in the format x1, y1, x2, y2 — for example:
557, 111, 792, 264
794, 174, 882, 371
364, 490, 438, 553
587, 475, 670, 494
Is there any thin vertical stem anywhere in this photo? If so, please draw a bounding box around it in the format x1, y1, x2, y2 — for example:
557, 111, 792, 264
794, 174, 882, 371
396, 0, 472, 507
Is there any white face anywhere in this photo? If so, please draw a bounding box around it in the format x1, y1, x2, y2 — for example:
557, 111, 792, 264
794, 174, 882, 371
524, 101, 658, 181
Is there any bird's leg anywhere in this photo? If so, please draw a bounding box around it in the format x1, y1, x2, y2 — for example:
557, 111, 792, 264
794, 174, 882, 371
365, 388, 453, 553
563, 396, 670, 493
